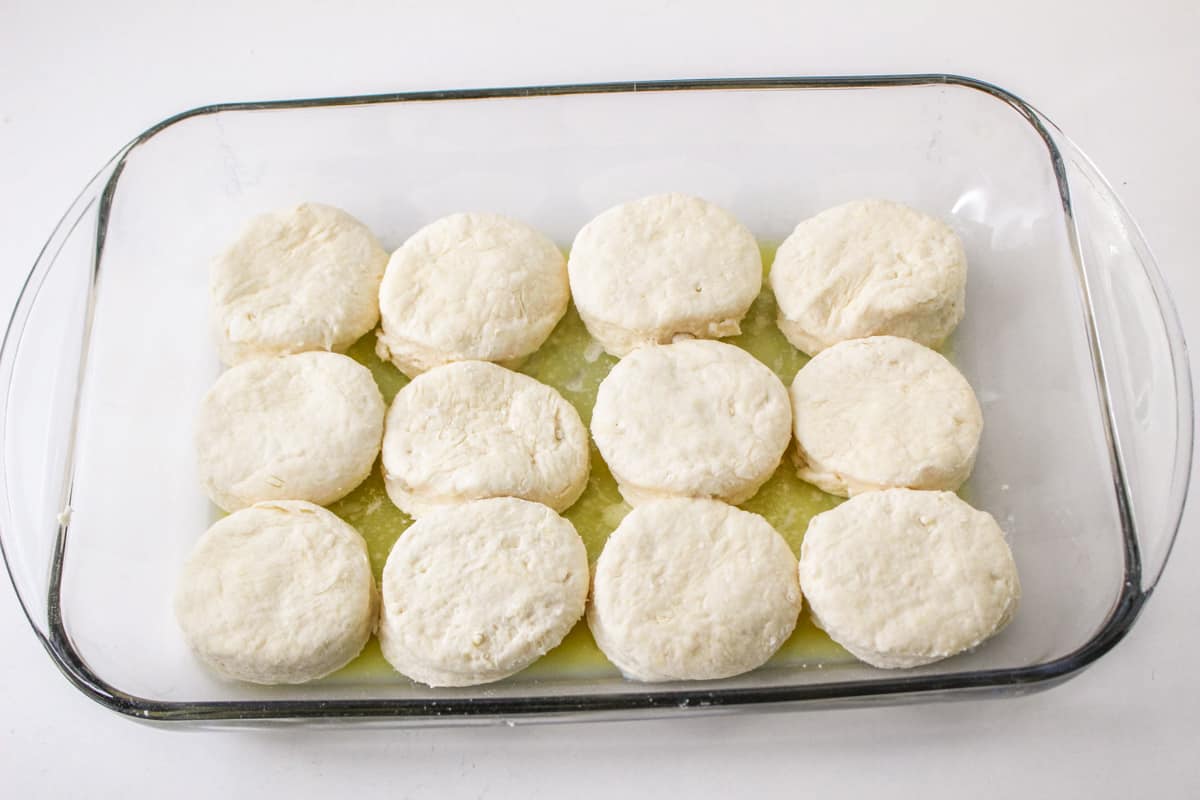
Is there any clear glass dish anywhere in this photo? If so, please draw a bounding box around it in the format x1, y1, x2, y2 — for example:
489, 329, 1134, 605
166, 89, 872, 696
0, 75, 1190, 726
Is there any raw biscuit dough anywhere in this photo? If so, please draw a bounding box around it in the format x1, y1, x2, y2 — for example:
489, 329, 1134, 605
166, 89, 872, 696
174, 500, 378, 684
378, 498, 589, 687
375, 213, 569, 377
210, 202, 388, 365
789, 336, 982, 497
196, 351, 385, 511
798, 489, 1020, 668
591, 339, 791, 506
588, 498, 801, 682
567, 193, 762, 357
770, 199, 967, 355
381, 361, 589, 517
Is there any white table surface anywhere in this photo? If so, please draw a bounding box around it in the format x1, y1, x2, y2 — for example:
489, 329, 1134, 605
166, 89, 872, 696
3, 1, 1198, 795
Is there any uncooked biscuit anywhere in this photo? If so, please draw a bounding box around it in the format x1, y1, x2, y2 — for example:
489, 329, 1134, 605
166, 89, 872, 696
798, 489, 1019, 669
174, 500, 377, 684
378, 498, 589, 687
591, 339, 791, 506
210, 202, 387, 365
196, 351, 385, 511
588, 498, 800, 682
375, 213, 569, 377
770, 199, 966, 355
381, 361, 589, 517
789, 336, 982, 497
567, 193, 762, 357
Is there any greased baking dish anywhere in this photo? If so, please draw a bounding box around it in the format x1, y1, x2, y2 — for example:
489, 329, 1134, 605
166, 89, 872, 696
0, 75, 1190, 725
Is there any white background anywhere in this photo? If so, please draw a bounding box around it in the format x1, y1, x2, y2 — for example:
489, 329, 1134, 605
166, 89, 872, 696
2, 1, 1197, 796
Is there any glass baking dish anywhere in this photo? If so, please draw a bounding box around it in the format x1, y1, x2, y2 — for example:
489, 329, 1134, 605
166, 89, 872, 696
0, 75, 1190, 726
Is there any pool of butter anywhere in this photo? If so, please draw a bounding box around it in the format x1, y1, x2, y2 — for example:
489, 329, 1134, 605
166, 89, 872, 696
329, 245, 851, 681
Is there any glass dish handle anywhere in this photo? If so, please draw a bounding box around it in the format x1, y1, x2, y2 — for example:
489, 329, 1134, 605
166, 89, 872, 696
1048, 121, 1194, 594
0, 153, 125, 642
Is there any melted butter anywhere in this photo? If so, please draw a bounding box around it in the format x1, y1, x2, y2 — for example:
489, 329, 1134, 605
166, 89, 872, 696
328, 244, 852, 681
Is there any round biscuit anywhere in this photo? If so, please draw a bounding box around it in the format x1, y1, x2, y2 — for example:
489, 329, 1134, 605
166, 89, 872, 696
789, 336, 982, 497
381, 361, 589, 517
568, 193, 762, 357
175, 500, 377, 684
375, 213, 569, 377
770, 199, 966, 355
588, 498, 801, 682
378, 498, 589, 687
196, 351, 385, 511
799, 489, 1019, 668
210, 202, 387, 365
591, 339, 791, 506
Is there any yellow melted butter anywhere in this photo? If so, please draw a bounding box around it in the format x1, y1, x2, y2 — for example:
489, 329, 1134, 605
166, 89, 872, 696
328, 244, 852, 682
